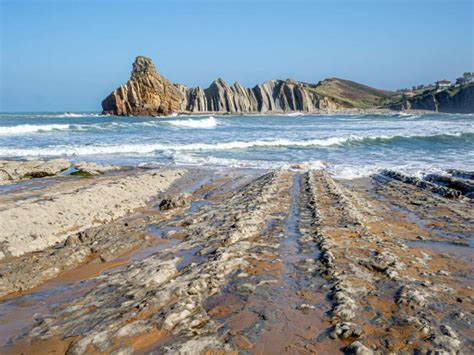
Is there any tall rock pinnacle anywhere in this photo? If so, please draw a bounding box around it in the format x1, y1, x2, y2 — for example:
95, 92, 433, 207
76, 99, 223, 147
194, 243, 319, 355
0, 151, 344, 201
101, 56, 182, 116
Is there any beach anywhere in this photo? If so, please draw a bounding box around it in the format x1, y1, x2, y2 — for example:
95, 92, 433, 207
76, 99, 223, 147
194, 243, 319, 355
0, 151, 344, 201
0, 158, 472, 354
2, 0, 473, 351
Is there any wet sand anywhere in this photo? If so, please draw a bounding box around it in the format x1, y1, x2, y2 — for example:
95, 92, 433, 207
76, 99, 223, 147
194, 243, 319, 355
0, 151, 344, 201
0, 163, 472, 354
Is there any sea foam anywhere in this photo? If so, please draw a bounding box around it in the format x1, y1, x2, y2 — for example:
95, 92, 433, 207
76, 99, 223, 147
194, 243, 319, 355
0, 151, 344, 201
0, 132, 469, 157
165, 116, 219, 129
0, 124, 72, 135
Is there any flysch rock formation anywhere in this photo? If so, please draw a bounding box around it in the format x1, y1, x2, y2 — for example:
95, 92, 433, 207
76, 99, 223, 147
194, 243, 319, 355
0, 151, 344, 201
0, 169, 186, 259
102, 56, 396, 116
101, 56, 183, 116
179, 78, 343, 114
1, 167, 473, 354
102, 56, 474, 116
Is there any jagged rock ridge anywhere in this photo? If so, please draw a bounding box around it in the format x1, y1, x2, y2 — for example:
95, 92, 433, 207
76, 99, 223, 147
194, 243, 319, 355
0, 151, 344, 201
179, 78, 344, 114
102, 56, 396, 116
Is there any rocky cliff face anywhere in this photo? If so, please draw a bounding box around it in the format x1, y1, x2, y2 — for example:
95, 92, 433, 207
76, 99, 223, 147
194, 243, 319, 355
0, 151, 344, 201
102, 56, 182, 116
389, 83, 474, 113
102, 56, 395, 116
180, 78, 343, 114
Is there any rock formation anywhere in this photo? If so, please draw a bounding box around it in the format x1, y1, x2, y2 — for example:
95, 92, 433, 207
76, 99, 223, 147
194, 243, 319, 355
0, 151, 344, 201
389, 83, 474, 113
102, 56, 183, 116
182, 78, 331, 114
102, 56, 473, 115
102, 56, 396, 116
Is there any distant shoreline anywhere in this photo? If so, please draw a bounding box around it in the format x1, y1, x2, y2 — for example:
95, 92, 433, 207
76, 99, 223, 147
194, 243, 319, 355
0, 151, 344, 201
0, 108, 467, 117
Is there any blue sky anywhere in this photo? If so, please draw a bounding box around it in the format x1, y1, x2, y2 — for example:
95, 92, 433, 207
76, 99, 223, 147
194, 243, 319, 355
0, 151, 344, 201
1, 0, 473, 112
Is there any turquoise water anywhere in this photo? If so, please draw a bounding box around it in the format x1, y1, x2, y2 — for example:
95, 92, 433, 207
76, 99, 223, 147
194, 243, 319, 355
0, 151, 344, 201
0, 112, 473, 178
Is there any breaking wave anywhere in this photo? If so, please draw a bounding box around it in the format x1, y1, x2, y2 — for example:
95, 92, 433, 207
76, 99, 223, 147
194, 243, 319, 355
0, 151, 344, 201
0, 112, 101, 119
0, 124, 72, 135
164, 116, 219, 129
169, 151, 327, 170
52, 113, 102, 118
0, 132, 470, 157
0, 117, 220, 135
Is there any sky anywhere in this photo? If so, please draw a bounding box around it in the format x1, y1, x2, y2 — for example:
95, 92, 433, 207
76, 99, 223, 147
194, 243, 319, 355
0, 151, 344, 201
1, 0, 473, 112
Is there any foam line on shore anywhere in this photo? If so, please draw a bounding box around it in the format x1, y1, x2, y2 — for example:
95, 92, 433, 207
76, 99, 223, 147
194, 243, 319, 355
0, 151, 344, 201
0, 131, 471, 156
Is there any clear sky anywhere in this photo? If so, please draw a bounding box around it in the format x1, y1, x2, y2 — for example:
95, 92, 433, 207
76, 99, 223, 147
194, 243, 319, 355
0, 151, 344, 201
1, 0, 473, 112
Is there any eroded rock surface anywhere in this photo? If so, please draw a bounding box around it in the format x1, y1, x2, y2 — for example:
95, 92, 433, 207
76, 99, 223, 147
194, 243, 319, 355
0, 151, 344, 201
0, 167, 472, 354
7, 171, 292, 354
0, 160, 71, 182
0, 169, 185, 259
102, 56, 183, 116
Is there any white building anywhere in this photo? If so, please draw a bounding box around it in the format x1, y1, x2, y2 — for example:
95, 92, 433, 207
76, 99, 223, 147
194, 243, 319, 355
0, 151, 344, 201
436, 80, 451, 89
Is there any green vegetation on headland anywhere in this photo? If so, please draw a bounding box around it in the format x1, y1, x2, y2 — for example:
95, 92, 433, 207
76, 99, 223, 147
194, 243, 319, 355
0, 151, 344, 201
306, 78, 401, 109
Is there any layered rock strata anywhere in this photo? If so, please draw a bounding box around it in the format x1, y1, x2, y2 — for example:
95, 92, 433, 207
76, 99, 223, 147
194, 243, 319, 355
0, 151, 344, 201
0, 168, 473, 354
0, 169, 186, 259
103, 56, 474, 115
180, 78, 342, 114
11, 171, 291, 354
305, 171, 472, 354
379, 170, 473, 199
102, 56, 183, 116
102, 57, 393, 116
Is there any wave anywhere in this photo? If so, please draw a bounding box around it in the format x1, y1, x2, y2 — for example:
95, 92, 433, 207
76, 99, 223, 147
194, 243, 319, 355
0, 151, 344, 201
170, 151, 327, 170
0, 121, 153, 134
164, 116, 219, 129
53, 113, 101, 118
0, 112, 102, 119
0, 124, 72, 135
0, 132, 470, 157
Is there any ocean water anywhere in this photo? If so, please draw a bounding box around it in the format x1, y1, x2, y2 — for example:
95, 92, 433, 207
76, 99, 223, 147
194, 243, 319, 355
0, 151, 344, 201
0, 112, 473, 179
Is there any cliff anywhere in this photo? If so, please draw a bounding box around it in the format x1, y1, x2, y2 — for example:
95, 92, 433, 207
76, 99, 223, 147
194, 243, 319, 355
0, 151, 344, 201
100, 56, 398, 116
389, 83, 474, 113
181, 79, 337, 114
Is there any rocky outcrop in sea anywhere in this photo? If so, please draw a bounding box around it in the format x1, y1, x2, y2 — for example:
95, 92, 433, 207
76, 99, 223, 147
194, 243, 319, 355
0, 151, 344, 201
102, 56, 183, 116
102, 56, 474, 116
102, 57, 391, 116
177, 78, 344, 114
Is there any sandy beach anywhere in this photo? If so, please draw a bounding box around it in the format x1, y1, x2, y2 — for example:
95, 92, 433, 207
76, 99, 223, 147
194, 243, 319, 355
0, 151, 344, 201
0, 160, 472, 354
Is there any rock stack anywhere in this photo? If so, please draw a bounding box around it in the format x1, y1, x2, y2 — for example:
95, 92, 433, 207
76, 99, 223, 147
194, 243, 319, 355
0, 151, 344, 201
102, 56, 183, 116
101, 56, 392, 116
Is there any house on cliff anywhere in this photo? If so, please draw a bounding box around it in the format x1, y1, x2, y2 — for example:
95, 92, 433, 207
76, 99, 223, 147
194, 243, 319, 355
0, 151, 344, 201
436, 80, 451, 91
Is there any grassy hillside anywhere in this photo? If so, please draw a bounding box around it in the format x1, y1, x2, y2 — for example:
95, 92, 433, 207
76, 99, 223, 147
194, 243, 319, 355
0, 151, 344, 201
307, 78, 400, 109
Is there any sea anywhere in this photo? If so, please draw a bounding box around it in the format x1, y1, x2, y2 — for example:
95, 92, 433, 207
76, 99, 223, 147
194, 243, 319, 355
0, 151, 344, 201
0, 112, 473, 179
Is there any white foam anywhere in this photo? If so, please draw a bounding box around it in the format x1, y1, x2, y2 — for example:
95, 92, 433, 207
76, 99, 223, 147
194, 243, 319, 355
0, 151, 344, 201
0, 124, 72, 135
171, 152, 269, 168
0, 131, 470, 157
165, 116, 219, 129
328, 165, 383, 179
279, 112, 306, 117
51, 113, 101, 118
